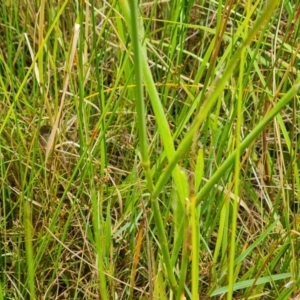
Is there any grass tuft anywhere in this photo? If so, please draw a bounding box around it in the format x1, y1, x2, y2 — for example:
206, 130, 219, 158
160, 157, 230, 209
0, 0, 299, 299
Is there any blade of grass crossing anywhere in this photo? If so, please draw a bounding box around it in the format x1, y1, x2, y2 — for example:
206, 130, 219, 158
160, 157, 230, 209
151, 0, 285, 206
195, 75, 300, 208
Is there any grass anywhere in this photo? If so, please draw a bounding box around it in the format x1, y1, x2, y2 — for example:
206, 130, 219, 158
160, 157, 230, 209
0, 0, 299, 299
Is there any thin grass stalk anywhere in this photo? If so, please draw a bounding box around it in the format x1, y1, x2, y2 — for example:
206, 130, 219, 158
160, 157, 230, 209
176, 230, 189, 300
190, 195, 199, 300
105, 203, 113, 296
78, 8, 87, 151
120, 0, 178, 290
38, 0, 45, 91
13, 118, 28, 294
90, 9, 108, 178
50, 27, 59, 119
212, 192, 227, 266
150, 193, 179, 291
23, 201, 36, 300
0, 284, 3, 300
161, 3, 182, 107
227, 25, 247, 300
90, 3, 111, 295
114, 2, 137, 124
95, 85, 108, 172
170, 216, 185, 267
126, 0, 153, 191
91, 185, 109, 300
0, 145, 7, 290
191, 147, 203, 298
175, 172, 190, 299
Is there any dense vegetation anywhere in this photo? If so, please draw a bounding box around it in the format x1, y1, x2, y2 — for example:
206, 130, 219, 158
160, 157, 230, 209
0, 0, 299, 299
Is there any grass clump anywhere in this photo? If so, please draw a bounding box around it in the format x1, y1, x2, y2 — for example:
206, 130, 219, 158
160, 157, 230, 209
0, 0, 299, 299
